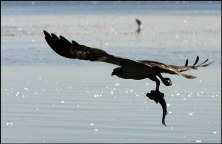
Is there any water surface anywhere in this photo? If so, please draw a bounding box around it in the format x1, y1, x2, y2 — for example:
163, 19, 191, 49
1, 1, 221, 143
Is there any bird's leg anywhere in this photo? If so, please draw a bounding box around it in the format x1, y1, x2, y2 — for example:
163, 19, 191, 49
155, 78, 160, 92
149, 77, 164, 96
146, 76, 164, 103
157, 73, 172, 86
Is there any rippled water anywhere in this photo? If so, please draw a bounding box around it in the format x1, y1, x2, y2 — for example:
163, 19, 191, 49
1, 1, 221, 143
1, 66, 221, 143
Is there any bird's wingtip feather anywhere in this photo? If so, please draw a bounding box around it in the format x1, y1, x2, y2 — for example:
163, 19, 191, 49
43, 30, 51, 37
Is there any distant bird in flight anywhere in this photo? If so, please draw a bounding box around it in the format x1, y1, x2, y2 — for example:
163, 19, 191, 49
43, 30, 213, 95
135, 18, 142, 33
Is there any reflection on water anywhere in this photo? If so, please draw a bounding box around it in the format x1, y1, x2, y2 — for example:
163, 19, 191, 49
1, 66, 221, 143
1, 1, 221, 143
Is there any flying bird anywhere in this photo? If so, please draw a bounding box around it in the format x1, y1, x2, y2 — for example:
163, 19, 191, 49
135, 18, 142, 33
43, 30, 213, 95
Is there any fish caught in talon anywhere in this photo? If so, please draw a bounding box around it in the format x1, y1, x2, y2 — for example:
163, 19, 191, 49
146, 90, 167, 126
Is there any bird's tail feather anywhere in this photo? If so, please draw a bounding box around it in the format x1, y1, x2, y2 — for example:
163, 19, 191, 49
181, 73, 196, 79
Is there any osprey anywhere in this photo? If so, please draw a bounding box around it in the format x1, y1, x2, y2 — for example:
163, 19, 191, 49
43, 30, 212, 95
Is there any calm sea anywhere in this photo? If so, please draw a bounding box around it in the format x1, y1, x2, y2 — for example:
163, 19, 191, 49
1, 1, 221, 143
2, 1, 221, 16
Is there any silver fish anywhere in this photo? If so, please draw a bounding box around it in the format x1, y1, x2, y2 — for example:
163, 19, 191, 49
146, 90, 168, 126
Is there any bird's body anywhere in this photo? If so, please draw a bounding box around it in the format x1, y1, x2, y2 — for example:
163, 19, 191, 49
43, 30, 213, 94
112, 66, 156, 80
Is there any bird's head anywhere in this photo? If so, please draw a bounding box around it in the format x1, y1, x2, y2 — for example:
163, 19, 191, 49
111, 67, 123, 77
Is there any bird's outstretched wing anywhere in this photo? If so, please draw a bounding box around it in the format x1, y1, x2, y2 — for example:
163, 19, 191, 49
43, 30, 213, 79
140, 56, 213, 79
43, 30, 146, 68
